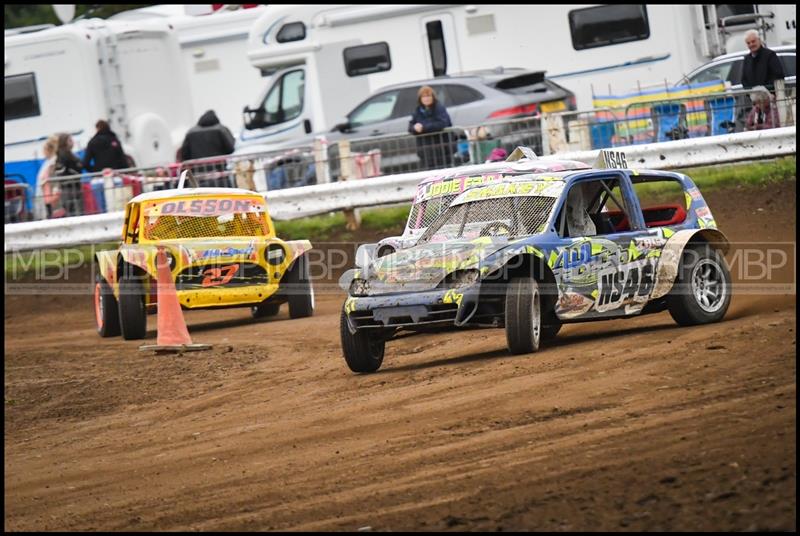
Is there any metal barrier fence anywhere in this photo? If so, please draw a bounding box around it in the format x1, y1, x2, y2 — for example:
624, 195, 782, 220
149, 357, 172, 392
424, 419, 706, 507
5, 126, 796, 252
6, 86, 795, 224
544, 85, 796, 154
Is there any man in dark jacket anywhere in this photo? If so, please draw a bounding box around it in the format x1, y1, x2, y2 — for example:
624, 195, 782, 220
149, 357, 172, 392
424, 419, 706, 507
180, 110, 236, 187
741, 30, 785, 89
82, 120, 129, 172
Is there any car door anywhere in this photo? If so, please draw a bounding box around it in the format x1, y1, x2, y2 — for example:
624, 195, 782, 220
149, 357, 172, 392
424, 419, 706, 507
549, 172, 661, 320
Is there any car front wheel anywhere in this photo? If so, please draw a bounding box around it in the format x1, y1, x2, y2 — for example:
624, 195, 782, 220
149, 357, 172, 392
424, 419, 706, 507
251, 302, 281, 318
118, 270, 147, 340
340, 308, 385, 373
94, 273, 121, 337
286, 255, 315, 319
505, 276, 542, 354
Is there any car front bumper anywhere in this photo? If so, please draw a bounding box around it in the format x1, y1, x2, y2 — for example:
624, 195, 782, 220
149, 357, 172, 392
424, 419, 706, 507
343, 284, 482, 333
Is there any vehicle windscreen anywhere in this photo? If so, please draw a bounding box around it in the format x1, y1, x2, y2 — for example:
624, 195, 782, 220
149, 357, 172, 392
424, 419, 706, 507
418, 196, 556, 244
405, 173, 509, 232
406, 194, 458, 232
141, 197, 269, 240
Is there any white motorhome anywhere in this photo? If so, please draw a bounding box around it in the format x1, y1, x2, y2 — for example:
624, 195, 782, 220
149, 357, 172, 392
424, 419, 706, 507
4, 17, 195, 189
238, 3, 796, 149
110, 4, 269, 134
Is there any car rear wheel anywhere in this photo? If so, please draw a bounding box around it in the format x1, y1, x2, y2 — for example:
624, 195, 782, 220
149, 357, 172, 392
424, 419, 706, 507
286, 255, 315, 319
118, 270, 147, 340
94, 273, 121, 337
340, 308, 385, 373
505, 276, 542, 354
251, 302, 281, 318
667, 243, 732, 326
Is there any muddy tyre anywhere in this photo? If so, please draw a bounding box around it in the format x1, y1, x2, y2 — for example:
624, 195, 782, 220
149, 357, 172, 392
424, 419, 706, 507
118, 271, 147, 340
505, 276, 542, 355
94, 273, 121, 337
286, 256, 314, 319
251, 302, 281, 318
340, 308, 384, 373
667, 243, 731, 326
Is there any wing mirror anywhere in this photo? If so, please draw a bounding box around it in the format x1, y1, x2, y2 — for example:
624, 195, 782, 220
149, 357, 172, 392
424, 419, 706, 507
333, 120, 352, 133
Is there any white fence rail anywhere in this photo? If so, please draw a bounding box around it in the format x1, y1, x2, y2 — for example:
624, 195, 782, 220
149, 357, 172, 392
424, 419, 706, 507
5, 127, 796, 252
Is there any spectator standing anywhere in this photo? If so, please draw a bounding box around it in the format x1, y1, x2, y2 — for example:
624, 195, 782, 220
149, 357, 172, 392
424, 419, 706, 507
54, 133, 84, 216
745, 86, 780, 131
179, 110, 236, 187
737, 30, 786, 131
34, 134, 61, 219
741, 30, 786, 90
408, 86, 453, 170
82, 119, 129, 173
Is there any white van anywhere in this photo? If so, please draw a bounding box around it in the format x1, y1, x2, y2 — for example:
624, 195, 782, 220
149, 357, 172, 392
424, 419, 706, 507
5, 18, 195, 189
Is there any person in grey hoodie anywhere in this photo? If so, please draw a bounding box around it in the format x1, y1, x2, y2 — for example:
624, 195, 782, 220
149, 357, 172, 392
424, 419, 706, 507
179, 110, 236, 187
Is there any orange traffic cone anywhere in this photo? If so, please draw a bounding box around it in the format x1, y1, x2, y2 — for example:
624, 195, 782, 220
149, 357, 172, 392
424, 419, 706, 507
139, 247, 212, 353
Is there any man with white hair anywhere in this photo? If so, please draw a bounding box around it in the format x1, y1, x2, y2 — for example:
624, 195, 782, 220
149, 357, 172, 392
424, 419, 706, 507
741, 29, 785, 90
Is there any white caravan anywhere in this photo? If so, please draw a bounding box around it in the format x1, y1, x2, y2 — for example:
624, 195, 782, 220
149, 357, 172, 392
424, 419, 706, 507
238, 3, 796, 149
4, 17, 195, 188
110, 4, 269, 134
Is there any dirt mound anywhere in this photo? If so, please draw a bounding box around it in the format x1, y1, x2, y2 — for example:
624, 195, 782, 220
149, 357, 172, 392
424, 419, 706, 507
4, 180, 796, 531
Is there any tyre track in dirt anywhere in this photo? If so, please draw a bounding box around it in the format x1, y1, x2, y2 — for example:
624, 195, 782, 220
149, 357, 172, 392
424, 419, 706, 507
4, 180, 796, 531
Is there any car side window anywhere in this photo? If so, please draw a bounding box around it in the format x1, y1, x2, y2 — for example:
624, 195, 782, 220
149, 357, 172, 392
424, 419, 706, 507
260, 69, 305, 125
630, 176, 687, 229
558, 179, 628, 238
391, 87, 422, 120
727, 58, 744, 85
444, 84, 484, 106
689, 62, 733, 85
779, 54, 796, 78
349, 90, 401, 126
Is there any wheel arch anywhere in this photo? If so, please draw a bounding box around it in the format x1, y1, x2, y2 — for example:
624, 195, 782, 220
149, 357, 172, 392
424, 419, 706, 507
651, 228, 731, 300
482, 252, 559, 312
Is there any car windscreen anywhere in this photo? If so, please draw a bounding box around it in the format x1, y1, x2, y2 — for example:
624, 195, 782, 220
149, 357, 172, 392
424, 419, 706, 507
418, 196, 556, 244
140, 198, 269, 240
406, 193, 458, 232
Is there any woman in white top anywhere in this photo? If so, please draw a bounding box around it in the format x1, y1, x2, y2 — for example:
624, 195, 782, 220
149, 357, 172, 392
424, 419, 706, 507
34, 134, 60, 219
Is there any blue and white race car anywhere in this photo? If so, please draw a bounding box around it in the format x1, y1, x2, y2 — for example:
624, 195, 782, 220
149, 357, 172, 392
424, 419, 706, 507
339, 150, 732, 373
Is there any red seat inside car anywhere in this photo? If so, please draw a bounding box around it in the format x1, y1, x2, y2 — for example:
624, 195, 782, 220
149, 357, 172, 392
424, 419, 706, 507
605, 204, 686, 231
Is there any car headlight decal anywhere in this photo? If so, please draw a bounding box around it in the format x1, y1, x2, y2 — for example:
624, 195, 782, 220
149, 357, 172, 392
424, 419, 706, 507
438, 269, 480, 289
349, 278, 370, 297
265, 243, 286, 265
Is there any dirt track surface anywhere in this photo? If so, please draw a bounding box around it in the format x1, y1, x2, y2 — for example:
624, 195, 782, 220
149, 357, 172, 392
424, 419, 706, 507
4, 180, 797, 531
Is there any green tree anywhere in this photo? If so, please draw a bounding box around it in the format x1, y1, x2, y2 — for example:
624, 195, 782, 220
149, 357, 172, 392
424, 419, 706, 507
4, 4, 154, 29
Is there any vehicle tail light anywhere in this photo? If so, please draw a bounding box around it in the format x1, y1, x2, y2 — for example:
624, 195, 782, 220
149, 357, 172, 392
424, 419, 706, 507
488, 102, 539, 119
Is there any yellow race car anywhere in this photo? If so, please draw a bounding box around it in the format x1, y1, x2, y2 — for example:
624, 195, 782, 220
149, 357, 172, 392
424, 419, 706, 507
93, 187, 314, 340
